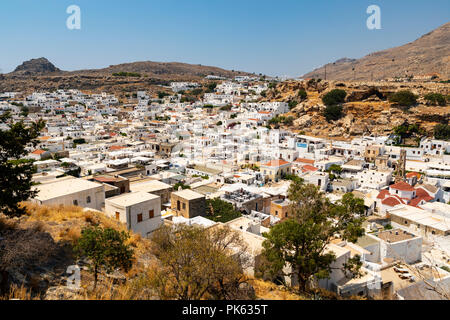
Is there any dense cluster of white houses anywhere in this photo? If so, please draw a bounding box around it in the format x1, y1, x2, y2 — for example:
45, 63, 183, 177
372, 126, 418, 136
1, 78, 449, 300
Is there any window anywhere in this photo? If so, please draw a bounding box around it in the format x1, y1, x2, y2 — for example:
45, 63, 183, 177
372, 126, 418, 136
86, 196, 91, 204
115, 212, 120, 220
177, 200, 181, 211
137, 213, 143, 223
73, 200, 78, 206
275, 210, 278, 216
149, 210, 154, 219
182, 203, 186, 210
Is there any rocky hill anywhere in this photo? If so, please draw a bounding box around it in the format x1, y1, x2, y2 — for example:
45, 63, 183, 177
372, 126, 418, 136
1, 59, 252, 93
263, 80, 449, 140
302, 22, 450, 81
12, 57, 61, 75
72, 61, 251, 79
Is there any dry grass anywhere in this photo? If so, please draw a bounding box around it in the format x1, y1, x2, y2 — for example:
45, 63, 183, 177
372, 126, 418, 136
249, 279, 306, 300
21, 202, 128, 241
0, 284, 37, 301
0, 215, 18, 232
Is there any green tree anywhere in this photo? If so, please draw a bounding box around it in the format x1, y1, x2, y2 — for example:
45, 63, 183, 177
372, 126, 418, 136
206, 198, 242, 223
150, 224, 251, 300
173, 182, 191, 190
323, 105, 344, 122
207, 82, 217, 92
20, 106, 29, 117
326, 164, 343, 181
0, 113, 45, 217
298, 88, 308, 100
424, 93, 446, 106
260, 180, 365, 293
73, 138, 86, 145
74, 226, 134, 289
322, 89, 347, 106
434, 124, 450, 141
388, 90, 417, 107
288, 100, 298, 110
158, 91, 170, 99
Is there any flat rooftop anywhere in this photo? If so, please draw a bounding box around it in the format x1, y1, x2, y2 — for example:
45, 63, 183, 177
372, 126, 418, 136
356, 235, 380, 248
34, 178, 103, 201
172, 189, 205, 200
130, 180, 172, 193
376, 229, 416, 243
106, 191, 159, 207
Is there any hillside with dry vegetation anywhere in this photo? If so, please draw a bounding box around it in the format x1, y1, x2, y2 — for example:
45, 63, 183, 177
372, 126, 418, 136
0, 58, 252, 93
303, 22, 450, 81
0, 203, 311, 300
263, 79, 449, 140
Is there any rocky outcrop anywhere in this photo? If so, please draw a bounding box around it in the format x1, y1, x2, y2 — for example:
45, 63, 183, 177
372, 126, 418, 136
13, 58, 61, 75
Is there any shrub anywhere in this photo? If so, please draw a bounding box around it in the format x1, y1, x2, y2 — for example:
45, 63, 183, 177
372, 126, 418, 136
424, 93, 446, 106
434, 124, 450, 141
73, 138, 86, 145
322, 89, 347, 106
74, 226, 134, 289
298, 88, 307, 100
288, 100, 298, 110
323, 105, 344, 122
388, 90, 417, 107
157, 91, 170, 99
112, 72, 141, 77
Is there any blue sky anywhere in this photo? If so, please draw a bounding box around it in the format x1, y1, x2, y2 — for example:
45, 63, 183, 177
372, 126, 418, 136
0, 0, 448, 76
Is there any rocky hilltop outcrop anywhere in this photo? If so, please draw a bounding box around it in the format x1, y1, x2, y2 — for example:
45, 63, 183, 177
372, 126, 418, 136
12, 57, 61, 75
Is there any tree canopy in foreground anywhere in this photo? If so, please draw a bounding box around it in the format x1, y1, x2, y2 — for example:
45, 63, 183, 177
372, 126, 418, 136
0, 112, 45, 217
260, 178, 366, 293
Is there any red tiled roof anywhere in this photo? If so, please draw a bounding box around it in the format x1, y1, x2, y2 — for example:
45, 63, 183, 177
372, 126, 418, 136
262, 159, 290, 167
294, 158, 315, 165
406, 172, 421, 179
415, 187, 431, 198
382, 196, 403, 207
377, 189, 390, 199
409, 196, 433, 207
301, 165, 319, 173
31, 149, 46, 155
390, 181, 415, 192
109, 145, 125, 151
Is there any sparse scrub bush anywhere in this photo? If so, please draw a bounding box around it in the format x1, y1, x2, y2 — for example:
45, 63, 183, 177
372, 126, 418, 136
388, 90, 417, 107
323, 104, 344, 122
322, 89, 347, 106
424, 93, 446, 106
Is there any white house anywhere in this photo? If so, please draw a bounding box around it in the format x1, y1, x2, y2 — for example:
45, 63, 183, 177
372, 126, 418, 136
32, 178, 105, 211
105, 191, 162, 237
